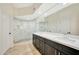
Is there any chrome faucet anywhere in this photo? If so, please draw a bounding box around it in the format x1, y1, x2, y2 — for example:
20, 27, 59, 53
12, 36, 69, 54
64, 32, 71, 38
67, 32, 71, 34
64, 32, 71, 35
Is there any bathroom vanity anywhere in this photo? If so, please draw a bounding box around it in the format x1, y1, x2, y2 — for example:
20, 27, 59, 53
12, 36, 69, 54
33, 32, 79, 55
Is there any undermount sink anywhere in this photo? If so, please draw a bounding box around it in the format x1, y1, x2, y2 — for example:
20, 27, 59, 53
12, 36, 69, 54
55, 36, 78, 43
62, 35, 79, 43
66, 37, 76, 42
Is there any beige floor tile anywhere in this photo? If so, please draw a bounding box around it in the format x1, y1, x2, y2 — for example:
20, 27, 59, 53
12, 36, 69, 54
4, 41, 41, 55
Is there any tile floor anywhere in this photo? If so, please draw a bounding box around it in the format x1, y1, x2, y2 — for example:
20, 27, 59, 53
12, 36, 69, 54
4, 41, 41, 55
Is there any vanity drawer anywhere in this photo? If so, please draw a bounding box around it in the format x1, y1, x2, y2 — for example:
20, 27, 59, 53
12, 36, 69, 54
38, 36, 45, 42
62, 45, 79, 55
44, 39, 63, 51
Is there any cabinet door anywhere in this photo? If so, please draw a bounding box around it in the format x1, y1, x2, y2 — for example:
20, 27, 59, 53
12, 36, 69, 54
44, 43, 56, 55
39, 40, 44, 54
33, 35, 36, 46
33, 35, 39, 48
0, 13, 14, 54
35, 37, 39, 49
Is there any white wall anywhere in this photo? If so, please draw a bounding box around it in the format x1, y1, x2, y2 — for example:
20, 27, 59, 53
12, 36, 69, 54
46, 4, 79, 35
0, 10, 3, 54
13, 18, 36, 42
35, 16, 48, 32
13, 16, 48, 42
0, 10, 13, 54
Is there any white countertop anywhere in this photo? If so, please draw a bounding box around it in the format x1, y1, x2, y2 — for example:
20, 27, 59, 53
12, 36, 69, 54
33, 32, 79, 50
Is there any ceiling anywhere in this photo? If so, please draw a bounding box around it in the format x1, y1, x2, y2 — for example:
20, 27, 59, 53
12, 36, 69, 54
16, 3, 72, 20
12, 3, 34, 8
0, 3, 41, 16
0, 3, 72, 20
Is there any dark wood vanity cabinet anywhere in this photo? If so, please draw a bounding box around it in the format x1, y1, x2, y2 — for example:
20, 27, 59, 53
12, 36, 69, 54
33, 34, 79, 55
44, 43, 56, 55
33, 34, 56, 55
